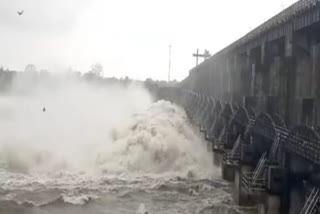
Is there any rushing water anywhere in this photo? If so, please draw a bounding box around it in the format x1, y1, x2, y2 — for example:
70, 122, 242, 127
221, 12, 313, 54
0, 78, 255, 214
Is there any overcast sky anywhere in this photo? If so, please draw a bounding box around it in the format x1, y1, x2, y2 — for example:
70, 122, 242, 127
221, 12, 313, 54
0, 0, 298, 81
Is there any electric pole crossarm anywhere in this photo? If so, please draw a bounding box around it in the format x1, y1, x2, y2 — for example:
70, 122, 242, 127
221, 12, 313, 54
192, 49, 211, 66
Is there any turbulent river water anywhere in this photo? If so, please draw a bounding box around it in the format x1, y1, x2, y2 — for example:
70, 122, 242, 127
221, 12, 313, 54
0, 78, 256, 214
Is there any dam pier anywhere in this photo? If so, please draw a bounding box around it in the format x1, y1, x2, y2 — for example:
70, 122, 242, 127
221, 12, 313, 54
147, 0, 320, 213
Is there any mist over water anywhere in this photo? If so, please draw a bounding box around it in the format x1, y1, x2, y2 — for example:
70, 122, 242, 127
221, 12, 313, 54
0, 74, 214, 178
0, 74, 248, 214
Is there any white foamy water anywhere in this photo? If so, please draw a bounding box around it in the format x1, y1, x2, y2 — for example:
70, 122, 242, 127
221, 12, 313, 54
0, 75, 252, 214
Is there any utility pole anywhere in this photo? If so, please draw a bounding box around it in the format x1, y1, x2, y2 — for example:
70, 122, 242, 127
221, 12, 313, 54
168, 45, 172, 82
193, 49, 211, 66
193, 49, 199, 66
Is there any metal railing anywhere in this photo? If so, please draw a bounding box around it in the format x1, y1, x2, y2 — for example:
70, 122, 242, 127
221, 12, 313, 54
244, 118, 255, 137
253, 152, 267, 184
248, 116, 320, 166
300, 187, 320, 214
231, 135, 241, 157
212, 141, 225, 151
240, 152, 268, 194
211, 125, 227, 151
223, 135, 241, 165
223, 152, 240, 166
241, 171, 266, 194
269, 132, 281, 160
183, 93, 320, 167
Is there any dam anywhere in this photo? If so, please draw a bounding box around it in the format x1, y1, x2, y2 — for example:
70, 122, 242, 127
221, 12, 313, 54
149, 0, 320, 213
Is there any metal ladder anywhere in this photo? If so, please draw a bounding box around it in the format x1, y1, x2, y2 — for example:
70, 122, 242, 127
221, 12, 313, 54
230, 135, 241, 158
300, 187, 320, 214
269, 132, 281, 160
253, 152, 267, 184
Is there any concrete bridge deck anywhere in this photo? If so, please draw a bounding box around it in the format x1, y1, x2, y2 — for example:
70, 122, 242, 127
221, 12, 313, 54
181, 0, 320, 128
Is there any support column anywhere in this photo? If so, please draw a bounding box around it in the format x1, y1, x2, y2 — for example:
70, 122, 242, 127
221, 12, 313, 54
261, 41, 266, 65
287, 154, 307, 214
311, 44, 320, 126
269, 56, 281, 96
310, 38, 319, 98
232, 55, 242, 104
258, 194, 281, 214
221, 162, 236, 182
284, 32, 295, 126
258, 166, 286, 214
285, 32, 293, 58
226, 57, 232, 101
293, 32, 314, 125
288, 181, 304, 214
233, 165, 256, 206
218, 60, 223, 99
213, 152, 222, 169
258, 41, 270, 95
245, 49, 253, 97
251, 63, 256, 96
